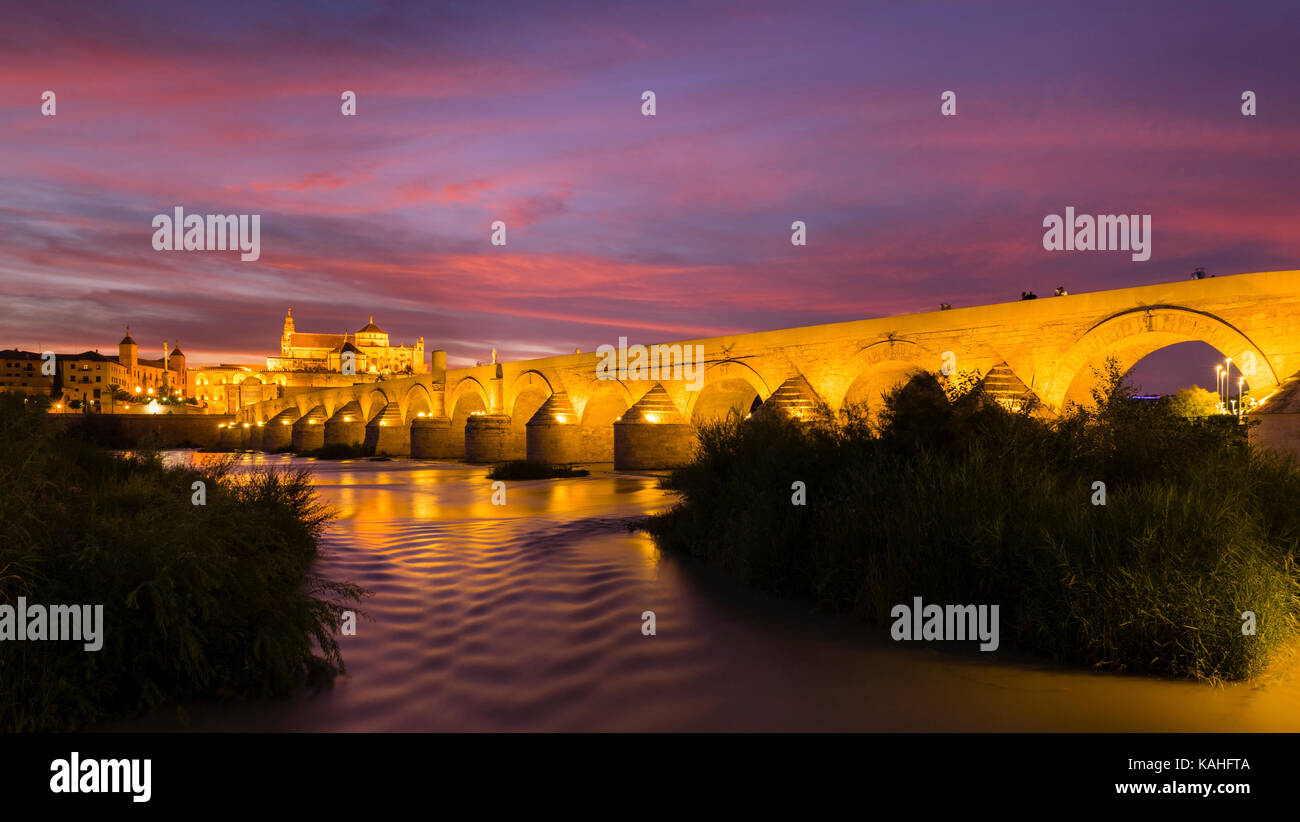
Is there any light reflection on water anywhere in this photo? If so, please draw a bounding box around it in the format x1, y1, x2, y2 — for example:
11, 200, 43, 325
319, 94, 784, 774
120, 453, 1300, 732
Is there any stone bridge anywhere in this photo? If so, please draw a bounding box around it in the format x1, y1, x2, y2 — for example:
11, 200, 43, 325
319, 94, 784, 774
225, 269, 1300, 467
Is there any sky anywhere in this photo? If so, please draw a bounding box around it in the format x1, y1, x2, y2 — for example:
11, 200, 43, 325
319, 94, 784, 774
2, 0, 1297, 391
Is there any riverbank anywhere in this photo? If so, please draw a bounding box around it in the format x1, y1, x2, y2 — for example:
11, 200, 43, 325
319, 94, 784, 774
644, 365, 1300, 683
0, 395, 365, 732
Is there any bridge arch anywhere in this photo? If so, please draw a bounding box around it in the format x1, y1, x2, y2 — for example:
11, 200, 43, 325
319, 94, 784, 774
509, 369, 555, 396
507, 369, 555, 421
838, 338, 944, 412
686, 359, 772, 423
402, 383, 436, 421
360, 387, 391, 422
1043, 306, 1280, 410
508, 371, 554, 458
448, 377, 491, 420
574, 378, 635, 461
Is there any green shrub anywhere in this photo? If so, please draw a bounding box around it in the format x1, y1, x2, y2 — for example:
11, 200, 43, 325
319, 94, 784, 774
0, 394, 368, 731
644, 361, 1299, 681
487, 460, 590, 480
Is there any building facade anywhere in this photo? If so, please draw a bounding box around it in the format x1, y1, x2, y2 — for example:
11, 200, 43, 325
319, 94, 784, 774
0, 349, 54, 397
54, 330, 188, 410
266, 310, 426, 375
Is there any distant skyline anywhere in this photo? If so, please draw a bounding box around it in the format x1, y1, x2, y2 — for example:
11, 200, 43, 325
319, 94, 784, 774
3, 1, 1298, 393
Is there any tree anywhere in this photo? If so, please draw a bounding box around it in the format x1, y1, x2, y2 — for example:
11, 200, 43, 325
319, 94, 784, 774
1166, 385, 1220, 418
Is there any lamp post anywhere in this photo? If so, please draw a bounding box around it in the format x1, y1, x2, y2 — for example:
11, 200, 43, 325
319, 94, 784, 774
1215, 365, 1224, 410
1224, 358, 1233, 415
1238, 376, 1246, 419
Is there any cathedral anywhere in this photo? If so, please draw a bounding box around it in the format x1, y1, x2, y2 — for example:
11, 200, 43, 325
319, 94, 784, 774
266, 309, 427, 375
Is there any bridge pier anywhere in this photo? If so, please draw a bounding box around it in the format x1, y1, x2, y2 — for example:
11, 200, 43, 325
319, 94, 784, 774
261, 408, 300, 452
232, 422, 256, 449
526, 393, 581, 464
247, 422, 267, 451
464, 413, 512, 463
291, 405, 327, 453
364, 403, 409, 456
614, 385, 695, 469
324, 401, 365, 448
219, 422, 241, 449
410, 416, 460, 459
753, 375, 821, 419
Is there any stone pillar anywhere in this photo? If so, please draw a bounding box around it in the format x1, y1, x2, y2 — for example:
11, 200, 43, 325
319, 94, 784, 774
261, 408, 300, 452
490, 367, 505, 413
364, 403, 409, 456
248, 422, 266, 451
614, 384, 695, 469
291, 405, 327, 453
218, 422, 241, 449
411, 416, 459, 459
324, 401, 365, 448
464, 413, 511, 463
526, 392, 580, 464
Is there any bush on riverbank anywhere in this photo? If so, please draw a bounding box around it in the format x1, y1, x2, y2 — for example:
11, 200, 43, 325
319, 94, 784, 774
302, 443, 370, 460
487, 460, 590, 480
0, 394, 367, 731
644, 362, 1300, 681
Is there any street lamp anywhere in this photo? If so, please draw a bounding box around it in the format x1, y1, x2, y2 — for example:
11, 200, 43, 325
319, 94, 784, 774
1238, 377, 1246, 417
1216, 365, 1224, 408
1224, 358, 1233, 414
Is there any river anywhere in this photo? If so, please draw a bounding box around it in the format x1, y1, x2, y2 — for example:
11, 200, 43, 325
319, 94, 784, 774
116, 453, 1300, 732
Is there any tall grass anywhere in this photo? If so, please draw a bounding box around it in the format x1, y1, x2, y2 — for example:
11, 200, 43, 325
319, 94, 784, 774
645, 362, 1300, 681
0, 394, 367, 731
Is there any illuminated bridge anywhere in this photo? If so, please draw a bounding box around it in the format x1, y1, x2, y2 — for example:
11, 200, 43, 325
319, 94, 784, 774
227, 269, 1300, 467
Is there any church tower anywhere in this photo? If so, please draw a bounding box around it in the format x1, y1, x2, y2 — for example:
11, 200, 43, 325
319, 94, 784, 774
281, 308, 295, 357
170, 341, 186, 393
119, 326, 137, 369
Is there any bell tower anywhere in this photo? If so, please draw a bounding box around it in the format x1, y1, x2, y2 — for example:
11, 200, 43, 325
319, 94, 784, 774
281, 308, 295, 356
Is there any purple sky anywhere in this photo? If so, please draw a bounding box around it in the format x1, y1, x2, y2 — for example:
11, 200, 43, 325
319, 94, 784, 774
2, 1, 1297, 391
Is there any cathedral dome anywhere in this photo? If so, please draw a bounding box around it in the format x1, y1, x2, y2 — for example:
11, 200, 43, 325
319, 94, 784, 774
357, 315, 385, 335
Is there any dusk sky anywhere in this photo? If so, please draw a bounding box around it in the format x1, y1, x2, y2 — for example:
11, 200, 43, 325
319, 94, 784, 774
3, 0, 1298, 391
